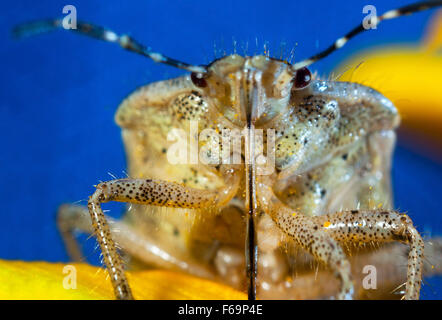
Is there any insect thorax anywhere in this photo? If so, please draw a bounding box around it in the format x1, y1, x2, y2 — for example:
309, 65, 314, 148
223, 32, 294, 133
114, 54, 399, 276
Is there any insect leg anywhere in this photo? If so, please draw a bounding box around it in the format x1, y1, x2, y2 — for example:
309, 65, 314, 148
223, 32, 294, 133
312, 210, 424, 300
257, 180, 354, 299
57, 204, 91, 262
267, 239, 441, 300
88, 166, 240, 300
57, 204, 215, 279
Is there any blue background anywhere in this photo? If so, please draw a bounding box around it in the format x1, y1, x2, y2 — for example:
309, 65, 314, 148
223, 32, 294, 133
1, 0, 441, 298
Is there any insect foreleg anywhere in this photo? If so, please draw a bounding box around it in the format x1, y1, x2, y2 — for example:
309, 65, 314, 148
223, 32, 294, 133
312, 210, 424, 300
57, 204, 215, 279
88, 167, 240, 300
258, 179, 354, 300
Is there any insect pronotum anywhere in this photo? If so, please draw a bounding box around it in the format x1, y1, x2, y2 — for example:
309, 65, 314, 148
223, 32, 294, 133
14, 0, 442, 300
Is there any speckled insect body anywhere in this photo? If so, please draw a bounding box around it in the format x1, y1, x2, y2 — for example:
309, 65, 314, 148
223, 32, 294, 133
15, 1, 442, 300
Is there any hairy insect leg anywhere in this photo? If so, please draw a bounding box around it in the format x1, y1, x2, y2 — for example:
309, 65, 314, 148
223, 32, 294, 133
57, 204, 215, 279
57, 204, 91, 262
263, 238, 442, 300
88, 167, 240, 300
312, 210, 424, 300
258, 180, 354, 300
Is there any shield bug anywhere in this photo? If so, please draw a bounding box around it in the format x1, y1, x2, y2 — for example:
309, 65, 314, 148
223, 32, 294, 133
13, 1, 442, 300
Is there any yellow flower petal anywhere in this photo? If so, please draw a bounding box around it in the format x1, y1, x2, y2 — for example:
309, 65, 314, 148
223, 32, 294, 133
0, 260, 246, 300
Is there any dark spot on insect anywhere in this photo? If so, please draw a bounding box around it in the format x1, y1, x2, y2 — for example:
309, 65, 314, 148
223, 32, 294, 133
342, 153, 348, 160
191, 72, 207, 88
351, 210, 358, 214
173, 227, 180, 236
161, 148, 167, 153
304, 138, 308, 145
320, 189, 326, 198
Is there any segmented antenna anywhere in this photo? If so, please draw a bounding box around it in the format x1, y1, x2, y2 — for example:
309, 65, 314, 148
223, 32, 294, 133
293, 0, 442, 70
12, 19, 207, 74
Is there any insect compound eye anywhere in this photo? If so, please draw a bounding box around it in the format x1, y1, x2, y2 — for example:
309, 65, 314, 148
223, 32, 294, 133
293, 67, 312, 89
190, 72, 208, 88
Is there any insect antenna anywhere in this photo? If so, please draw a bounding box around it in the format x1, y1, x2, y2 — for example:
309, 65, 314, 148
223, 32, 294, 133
293, 0, 442, 70
12, 19, 207, 74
